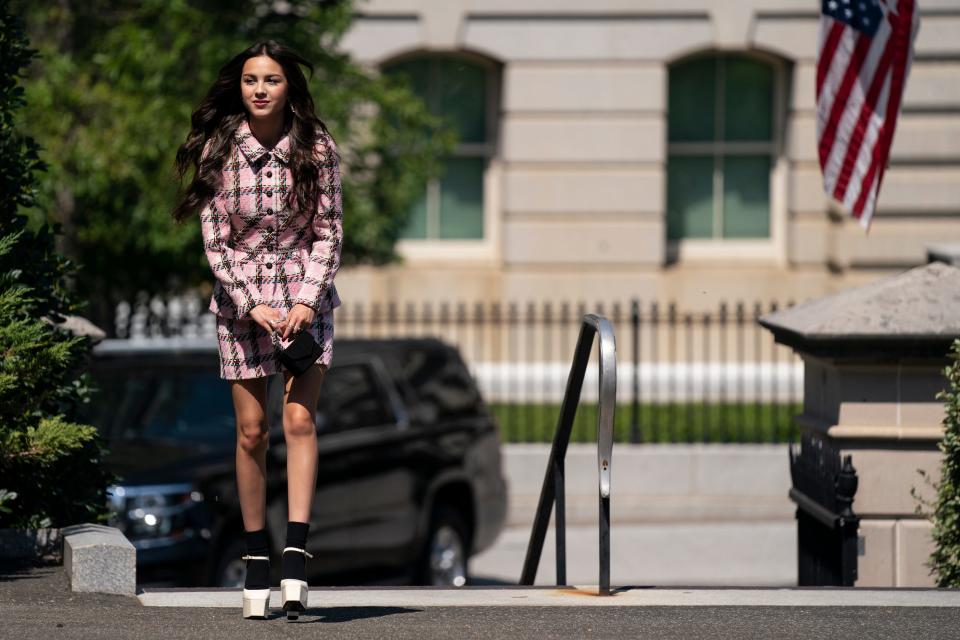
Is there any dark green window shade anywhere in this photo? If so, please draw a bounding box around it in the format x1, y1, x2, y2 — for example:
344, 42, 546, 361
722, 155, 770, 238
435, 58, 487, 144
723, 58, 774, 142
666, 155, 713, 240
668, 57, 716, 143
384, 55, 489, 241
384, 57, 486, 144
402, 184, 429, 239
439, 156, 484, 239
386, 57, 431, 100
400, 156, 485, 240
667, 53, 776, 241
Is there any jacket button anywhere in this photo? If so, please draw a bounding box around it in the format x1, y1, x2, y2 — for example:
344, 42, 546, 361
265, 190, 273, 197
265, 262, 273, 269
266, 225, 274, 232
266, 207, 273, 214
266, 171, 273, 178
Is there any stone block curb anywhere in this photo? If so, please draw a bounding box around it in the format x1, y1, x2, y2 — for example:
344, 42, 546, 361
62, 523, 136, 597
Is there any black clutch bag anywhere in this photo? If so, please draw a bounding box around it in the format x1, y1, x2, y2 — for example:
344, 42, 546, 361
273, 329, 323, 377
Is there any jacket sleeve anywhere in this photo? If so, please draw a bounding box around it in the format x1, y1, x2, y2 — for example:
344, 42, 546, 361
293, 135, 343, 312
199, 145, 264, 319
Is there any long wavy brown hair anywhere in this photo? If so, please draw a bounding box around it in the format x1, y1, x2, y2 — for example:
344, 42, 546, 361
171, 40, 337, 224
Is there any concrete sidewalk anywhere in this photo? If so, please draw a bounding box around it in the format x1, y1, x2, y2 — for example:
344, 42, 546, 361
469, 521, 796, 586
467, 443, 797, 587
137, 584, 960, 608
3, 559, 959, 640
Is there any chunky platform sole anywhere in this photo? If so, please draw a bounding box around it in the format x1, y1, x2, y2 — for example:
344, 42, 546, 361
241, 552, 271, 619
280, 578, 308, 620
242, 587, 271, 619
279, 545, 313, 620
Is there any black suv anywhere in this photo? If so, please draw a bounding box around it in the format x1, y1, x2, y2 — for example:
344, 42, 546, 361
81, 335, 508, 588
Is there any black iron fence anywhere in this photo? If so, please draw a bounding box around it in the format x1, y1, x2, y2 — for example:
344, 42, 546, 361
112, 295, 803, 444
790, 431, 860, 585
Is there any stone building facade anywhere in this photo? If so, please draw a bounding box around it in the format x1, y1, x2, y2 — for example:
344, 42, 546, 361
335, 0, 960, 311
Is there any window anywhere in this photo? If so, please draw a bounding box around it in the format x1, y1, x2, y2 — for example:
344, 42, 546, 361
317, 363, 395, 432
82, 369, 236, 445
382, 55, 493, 240
140, 374, 236, 444
400, 346, 482, 422
667, 53, 779, 242
81, 373, 146, 441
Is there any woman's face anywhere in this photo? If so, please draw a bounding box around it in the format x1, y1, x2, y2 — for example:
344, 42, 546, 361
240, 55, 289, 121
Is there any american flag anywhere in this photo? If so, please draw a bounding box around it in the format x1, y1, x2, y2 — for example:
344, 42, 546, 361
816, 0, 920, 230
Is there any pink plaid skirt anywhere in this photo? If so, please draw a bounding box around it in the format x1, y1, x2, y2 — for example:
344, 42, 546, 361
215, 309, 334, 380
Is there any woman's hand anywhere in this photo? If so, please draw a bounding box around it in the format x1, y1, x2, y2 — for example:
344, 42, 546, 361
280, 303, 316, 340
249, 304, 285, 335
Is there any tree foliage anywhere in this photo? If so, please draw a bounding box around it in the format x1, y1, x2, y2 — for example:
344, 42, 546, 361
0, 0, 118, 529
16, 0, 456, 331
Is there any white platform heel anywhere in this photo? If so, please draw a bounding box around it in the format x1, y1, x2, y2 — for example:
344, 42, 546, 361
280, 546, 314, 620
241, 554, 271, 619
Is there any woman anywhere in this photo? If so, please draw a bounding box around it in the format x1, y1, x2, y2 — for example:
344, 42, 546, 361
171, 40, 343, 620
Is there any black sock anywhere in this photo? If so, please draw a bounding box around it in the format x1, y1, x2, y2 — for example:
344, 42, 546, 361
283, 520, 310, 582
243, 527, 270, 590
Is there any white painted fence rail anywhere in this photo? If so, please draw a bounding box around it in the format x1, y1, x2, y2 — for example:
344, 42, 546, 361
467, 361, 803, 404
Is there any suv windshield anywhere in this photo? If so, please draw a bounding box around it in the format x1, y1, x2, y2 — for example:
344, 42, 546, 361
84, 370, 237, 446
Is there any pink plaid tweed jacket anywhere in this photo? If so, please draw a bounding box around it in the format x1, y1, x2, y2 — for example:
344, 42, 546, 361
200, 119, 342, 321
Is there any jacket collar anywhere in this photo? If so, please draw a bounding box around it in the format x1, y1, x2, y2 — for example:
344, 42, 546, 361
233, 118, 291, 164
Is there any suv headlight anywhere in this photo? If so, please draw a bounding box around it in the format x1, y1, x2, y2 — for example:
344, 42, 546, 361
107, 482, 209, 543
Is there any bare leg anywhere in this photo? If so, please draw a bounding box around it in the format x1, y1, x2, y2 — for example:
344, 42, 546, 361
231, 376, 270, 531
282, 362, 328, 522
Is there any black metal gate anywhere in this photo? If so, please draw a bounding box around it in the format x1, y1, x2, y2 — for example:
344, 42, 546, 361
788, 431, 860, 586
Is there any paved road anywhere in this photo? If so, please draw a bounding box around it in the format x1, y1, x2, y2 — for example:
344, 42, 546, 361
3, 559, 959, 639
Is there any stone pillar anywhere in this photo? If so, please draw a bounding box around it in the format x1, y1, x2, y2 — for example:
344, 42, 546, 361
760, 262, 959, 587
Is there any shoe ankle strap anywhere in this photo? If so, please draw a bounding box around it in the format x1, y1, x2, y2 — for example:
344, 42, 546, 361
241, 554, 269, 561
282, 546, 314, 558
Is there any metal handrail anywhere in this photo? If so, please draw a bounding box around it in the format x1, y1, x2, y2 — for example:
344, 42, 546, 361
519, 313, 617, 595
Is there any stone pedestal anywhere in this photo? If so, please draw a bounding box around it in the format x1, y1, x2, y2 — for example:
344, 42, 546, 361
760, 262, 960, 587
62, 523, 137, 596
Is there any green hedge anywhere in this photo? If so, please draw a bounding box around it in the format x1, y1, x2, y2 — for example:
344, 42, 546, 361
914, 338, 960, 587
0, 4, 116, 530
488, 402, 802, 444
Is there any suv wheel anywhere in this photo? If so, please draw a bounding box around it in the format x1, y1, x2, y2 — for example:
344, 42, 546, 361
415, 503, 470, 586
214, 536, 249, 588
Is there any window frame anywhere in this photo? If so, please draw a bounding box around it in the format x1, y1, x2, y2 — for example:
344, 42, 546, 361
380, 50, 502, 265
665, 49, 789, 265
